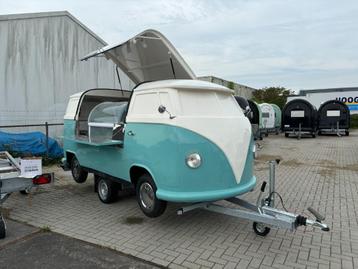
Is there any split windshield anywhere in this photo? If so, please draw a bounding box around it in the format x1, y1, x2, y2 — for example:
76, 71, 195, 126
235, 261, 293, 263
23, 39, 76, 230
178, 90, 242, 117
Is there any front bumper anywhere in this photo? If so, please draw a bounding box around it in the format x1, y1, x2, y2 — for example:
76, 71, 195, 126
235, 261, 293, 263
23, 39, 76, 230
60, 158, 70, 171
156, 176, 256, 203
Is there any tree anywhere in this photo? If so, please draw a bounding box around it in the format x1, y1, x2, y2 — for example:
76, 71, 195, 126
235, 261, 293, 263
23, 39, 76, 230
252, 87, 293, 109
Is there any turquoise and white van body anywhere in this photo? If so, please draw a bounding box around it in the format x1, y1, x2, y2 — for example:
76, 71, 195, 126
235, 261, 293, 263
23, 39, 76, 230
62, 30, 256, 217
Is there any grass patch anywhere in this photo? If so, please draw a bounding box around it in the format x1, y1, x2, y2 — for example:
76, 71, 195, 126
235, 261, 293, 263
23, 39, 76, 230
281, 159, 304, 166
121, 216, 144, 225
256, 154, 282, 162
0, 208, 12, 218
1, 148, 62, 167
40, 225, 51, 232
317, 167, 336, 177
351, 114, 358, 129
42, 156, 62, 166
341, 163, 358, 172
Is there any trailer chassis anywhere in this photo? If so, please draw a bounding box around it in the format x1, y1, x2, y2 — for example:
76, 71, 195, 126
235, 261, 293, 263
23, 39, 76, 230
285, 123, 316, 140
177, 160, 329, 236
0, 151, 53, 239
319, 121, 349, 136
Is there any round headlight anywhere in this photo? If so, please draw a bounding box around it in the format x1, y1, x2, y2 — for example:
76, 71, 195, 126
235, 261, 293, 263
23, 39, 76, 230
186, 153, 202, 168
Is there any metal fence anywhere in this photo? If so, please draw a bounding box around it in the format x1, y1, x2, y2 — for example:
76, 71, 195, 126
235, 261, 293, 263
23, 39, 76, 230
0, 122, 64, 157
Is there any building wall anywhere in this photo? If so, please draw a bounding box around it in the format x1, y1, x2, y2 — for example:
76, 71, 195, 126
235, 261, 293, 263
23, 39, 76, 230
198, 76, 254, 99
287, 90, 358, 114
0, 12, 133, 138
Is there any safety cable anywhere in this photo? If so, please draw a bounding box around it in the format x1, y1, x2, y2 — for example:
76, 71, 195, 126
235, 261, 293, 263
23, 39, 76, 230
268, 191, 288, 212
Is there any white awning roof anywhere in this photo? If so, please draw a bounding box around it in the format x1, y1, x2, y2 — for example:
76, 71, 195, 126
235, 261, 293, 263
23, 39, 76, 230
81, 29, 196, 84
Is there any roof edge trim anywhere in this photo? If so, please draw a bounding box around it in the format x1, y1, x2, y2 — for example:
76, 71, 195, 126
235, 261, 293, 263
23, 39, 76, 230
0, 11, 107, 45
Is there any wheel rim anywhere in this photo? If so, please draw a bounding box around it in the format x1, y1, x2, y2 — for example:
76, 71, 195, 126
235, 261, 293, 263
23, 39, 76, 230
256, 222, 266, 233
139, 182, 155, 210
98, 180, 108, 200
72, 160, 80, 178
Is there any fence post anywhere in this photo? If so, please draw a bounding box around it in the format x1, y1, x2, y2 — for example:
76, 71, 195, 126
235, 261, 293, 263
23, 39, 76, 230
45, 122, 49, 158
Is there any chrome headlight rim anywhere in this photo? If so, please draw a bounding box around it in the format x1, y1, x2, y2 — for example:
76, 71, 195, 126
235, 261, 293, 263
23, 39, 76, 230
185, 153, 202, 169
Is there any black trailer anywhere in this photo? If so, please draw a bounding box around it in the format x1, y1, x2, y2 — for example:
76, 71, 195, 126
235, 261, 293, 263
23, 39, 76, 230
248, 100, 263, 140
234, 96, 250, 116
234, 97, 262, 140
282, 99, 317, 139
247, 99, 263, 140
318, 100, 350, 136
247, 100, 260, 125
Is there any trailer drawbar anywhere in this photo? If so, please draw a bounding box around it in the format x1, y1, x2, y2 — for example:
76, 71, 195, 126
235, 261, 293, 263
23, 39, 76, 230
177, 159, 329, 236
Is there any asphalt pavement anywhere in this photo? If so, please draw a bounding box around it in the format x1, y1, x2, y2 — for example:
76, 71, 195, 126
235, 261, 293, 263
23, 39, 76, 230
0, 219, 159, 269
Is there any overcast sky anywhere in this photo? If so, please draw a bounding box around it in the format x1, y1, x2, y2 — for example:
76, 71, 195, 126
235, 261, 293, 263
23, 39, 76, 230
1, 0, 357, 91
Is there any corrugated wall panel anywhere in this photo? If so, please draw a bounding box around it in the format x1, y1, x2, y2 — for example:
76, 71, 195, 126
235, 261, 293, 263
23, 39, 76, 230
0, 14, 133, 138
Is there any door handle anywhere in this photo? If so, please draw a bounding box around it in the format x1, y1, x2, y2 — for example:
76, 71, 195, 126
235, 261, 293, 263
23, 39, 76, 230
127, 130, 135, 136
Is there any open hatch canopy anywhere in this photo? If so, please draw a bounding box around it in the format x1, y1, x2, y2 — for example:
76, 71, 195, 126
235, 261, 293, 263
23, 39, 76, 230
81, 29, 196, 84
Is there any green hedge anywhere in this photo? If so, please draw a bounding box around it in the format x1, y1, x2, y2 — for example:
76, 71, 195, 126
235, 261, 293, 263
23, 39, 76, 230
1, 148, 61, 166
351, 114, 358, 129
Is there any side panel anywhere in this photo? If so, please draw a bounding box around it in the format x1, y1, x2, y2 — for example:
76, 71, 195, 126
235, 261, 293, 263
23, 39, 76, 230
63, 119, 131, 181
63, 120, 256, 202
63, 119, 76, 140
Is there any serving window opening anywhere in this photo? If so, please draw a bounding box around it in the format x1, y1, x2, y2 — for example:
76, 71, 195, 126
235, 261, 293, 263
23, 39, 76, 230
75, 89, 131, 142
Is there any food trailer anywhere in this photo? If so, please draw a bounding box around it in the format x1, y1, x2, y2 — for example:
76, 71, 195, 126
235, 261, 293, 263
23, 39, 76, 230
248, 100, 263, 140
318, 100, 350, 136
270, 103, 281, 134
259, 103, 275, 137
282, 99, 318, 139
61, 29, 329, 235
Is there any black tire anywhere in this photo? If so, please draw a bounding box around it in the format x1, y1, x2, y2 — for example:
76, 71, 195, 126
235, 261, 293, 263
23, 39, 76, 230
97, 177, 117, 204
312, 133, 316, 138
71, 157, 88, 183
265, 133, 268, 137
253, 222, 270, 236
346, 130, 349, 136
0, 217, 6, 239
136, 174, 167, 218
318, 131, 322, 135
285, 133, 289, 138
259, 136, 263, 140
20, 189, 30, 195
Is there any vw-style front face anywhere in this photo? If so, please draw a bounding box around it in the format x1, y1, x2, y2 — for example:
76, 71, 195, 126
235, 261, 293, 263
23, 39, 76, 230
125, 82, 255, 202
63, 81, 256, 203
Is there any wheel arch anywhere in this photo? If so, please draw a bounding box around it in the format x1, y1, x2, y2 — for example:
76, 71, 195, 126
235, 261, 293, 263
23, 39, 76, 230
65, 151, 77, 164
129, 164, 157, 188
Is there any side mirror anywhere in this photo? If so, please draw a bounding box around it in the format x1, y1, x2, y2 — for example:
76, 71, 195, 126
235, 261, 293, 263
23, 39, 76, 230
158, 105, 166, 114
244, 106, 252, 119
158, 105, 176, 119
